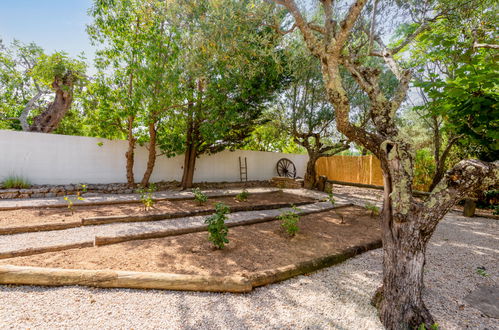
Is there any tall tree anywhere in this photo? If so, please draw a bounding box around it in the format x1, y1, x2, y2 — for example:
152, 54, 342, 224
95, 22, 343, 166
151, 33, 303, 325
156, 0, 286, 189
0, 40, 86, 133
88, 0, 181, 187
278, 36, 349, 188
271, 0, 498, 328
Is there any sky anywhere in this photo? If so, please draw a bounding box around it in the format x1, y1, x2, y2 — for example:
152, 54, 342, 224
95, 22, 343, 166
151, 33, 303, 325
0, 0, 96, 67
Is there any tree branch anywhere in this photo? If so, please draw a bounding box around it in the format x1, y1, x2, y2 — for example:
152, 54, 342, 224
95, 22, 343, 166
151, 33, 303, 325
473, 42, 499, 49
420, 159, 499, 236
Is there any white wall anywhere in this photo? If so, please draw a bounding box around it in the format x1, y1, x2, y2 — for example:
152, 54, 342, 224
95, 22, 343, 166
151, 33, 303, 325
0, 130, 308, 185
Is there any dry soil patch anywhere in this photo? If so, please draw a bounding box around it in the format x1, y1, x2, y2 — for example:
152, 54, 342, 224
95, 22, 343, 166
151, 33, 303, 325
0, 191, 313, 230
1, 206, 381, 277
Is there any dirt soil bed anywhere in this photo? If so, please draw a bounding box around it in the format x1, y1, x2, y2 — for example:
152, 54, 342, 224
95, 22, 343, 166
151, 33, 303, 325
1, 206, 381, 277
0, 192, 314, 230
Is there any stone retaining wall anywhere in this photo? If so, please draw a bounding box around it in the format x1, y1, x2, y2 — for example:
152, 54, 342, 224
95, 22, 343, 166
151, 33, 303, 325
0, 180, 272, 199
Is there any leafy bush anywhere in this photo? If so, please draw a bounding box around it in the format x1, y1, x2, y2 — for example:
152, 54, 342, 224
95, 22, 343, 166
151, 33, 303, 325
205, 203, 230, 249
278, 206, 300, 237
235, 189, 249, 202
2, 176, 31, 189
413, 149, 435, 192
365, 203, 380, 217
136, 184, 156, 211
192, 187, 208, 205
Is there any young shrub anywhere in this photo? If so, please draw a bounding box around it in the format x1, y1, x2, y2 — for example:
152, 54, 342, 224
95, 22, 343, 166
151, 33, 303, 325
365, 203, 380, 217
192, 187, 208, 205
235, 189, 249, 202
326, 192, 335, 206
2, 176, 31, 189
278, 206, 300, 237
205, 203, 230, 249
64, 184, 87, 215
136, 184, 156, 211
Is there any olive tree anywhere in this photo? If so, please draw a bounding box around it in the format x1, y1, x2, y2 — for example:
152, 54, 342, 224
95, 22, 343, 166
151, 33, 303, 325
271, 0, 498, 328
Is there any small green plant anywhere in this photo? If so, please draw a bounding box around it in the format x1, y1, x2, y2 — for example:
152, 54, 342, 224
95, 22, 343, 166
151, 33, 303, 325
2, 176, 31, 189
278, 206, 300, 237
205, 203, 230, 249
64, 184, 87, 215
235, 189, 249, 202
326, 192, 335, 206
136, 184, 156, 211
192, 187, 208, 205
476, 266, 489, 277
365, 203, 380, 217
417, 323, 440, 330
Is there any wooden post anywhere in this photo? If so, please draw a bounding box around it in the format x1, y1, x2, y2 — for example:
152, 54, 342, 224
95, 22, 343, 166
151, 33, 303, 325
463, 199, 476, 217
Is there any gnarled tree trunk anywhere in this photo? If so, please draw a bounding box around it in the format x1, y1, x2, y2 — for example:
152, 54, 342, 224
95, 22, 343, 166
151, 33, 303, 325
304, 153, 319, 189
28, 76, 74, 133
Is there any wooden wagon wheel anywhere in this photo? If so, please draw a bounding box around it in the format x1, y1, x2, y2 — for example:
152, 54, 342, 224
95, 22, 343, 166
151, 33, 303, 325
276, 158, 296, 178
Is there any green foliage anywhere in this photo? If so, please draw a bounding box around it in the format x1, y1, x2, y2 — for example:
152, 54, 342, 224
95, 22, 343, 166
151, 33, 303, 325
30, 52, 87, 89
205, 202, 230, 249
0, 40, 87, 133
235, 189, 249, 202
192, 188, 208, 205
2, 176, 31, 189
365, 203, 380, 217
136, 184, 156, 211
326, 193, 335, 206
413, 149, 435, 192
476, 267, 489, 277
417, 323, 440, 330
412, 1, 498, 161
278, 206, 300, 237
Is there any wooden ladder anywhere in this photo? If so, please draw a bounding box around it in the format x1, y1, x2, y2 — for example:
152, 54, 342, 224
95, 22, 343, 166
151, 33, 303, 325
239, 157, 248, 182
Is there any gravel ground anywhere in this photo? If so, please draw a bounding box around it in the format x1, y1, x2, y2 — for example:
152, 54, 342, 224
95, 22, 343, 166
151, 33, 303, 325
0, 185, 497, 329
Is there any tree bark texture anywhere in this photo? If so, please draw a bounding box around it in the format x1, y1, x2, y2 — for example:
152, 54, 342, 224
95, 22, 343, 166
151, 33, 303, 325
304, 154, 319, 189
28, 76, 74, 133
125, 116, 136, 188
140, 121, 157, 187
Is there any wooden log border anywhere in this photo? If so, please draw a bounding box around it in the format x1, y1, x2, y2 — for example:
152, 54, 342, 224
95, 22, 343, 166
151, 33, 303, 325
0, 194, 316, 235
94, 204, 353, 246
0, 242, 94, 260
0, 237, 380, 292
0, 264, 252, 293
0, 221, 82, 235
82, 200, 315, 226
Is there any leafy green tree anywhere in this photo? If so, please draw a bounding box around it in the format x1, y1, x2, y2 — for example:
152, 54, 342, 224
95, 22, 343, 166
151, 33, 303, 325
271, 0, 498, 328
0, 40, 86, 133
156, 0, 286, 189
88, 0, 182, 187
409, 0, 498, 190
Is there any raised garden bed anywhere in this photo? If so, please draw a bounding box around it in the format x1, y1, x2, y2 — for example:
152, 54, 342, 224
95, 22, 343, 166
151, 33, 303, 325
0, 205, 381, 292
0, 191, 315, 234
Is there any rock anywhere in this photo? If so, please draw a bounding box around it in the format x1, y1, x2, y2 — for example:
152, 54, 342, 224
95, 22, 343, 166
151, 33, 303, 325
44, 192, 56, 198
31, 193, 46, 198
464, 285, 499, 318
64, 185, 75, 191
0, 192, 19, 199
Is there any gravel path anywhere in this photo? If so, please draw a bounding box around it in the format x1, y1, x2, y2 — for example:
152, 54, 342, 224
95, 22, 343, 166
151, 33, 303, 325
0, 202, 337, 257
0, 185, 497, 329
0, 188, 282, 209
